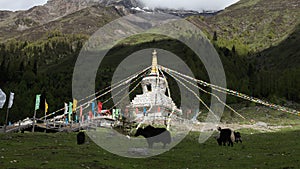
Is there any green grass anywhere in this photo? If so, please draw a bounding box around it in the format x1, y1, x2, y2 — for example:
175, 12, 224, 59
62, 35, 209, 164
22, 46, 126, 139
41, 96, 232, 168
1, 128, 300, 169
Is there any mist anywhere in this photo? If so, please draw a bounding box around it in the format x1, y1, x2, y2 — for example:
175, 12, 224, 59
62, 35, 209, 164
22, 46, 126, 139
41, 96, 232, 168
138, 0, 240, 11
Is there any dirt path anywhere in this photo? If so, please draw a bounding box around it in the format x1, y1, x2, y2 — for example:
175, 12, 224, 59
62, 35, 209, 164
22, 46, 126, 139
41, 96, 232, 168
190, 122, 294, 132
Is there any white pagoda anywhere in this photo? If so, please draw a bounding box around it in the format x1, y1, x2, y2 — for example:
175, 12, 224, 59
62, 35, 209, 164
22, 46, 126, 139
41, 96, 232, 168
127, 50, 182, 123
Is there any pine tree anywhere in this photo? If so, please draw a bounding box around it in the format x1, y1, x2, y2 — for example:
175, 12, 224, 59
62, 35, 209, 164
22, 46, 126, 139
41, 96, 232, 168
213, 31, 218, 41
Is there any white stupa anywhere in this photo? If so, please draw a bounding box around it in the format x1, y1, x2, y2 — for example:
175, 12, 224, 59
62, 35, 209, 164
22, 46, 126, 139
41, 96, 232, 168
127, 50, 182, 123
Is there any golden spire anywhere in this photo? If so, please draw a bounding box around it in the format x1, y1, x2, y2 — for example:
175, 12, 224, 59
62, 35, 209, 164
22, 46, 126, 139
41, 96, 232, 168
151, 50, 158, 74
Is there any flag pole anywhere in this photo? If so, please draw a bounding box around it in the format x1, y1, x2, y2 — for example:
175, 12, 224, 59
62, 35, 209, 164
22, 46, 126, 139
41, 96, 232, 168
32, 109, 37, 132
4, 92, 14, 133
4, 107, 10, 133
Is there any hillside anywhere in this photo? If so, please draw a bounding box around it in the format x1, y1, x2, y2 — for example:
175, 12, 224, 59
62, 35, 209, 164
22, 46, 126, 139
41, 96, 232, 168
189, 0, 300, 54
248, 24, 300, 102
257, 24, 300, 70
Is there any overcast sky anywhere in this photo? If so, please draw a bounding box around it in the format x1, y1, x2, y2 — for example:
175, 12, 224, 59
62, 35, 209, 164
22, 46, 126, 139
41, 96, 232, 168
0, 0, 240, 11
140, 0, 240, 11
0, 0, 47, 11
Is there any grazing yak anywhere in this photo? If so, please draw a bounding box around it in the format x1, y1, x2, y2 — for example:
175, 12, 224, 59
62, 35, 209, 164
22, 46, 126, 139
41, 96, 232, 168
134, 125, 171, 148
217, 127, 235, 147
77, 131, 85, 145
234, 131, 242, 143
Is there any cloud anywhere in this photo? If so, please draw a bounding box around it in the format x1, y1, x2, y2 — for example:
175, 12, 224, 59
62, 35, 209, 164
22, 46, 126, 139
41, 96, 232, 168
138, 0, 240, 11
0, 0, 47, 11
0, 0, 240, 12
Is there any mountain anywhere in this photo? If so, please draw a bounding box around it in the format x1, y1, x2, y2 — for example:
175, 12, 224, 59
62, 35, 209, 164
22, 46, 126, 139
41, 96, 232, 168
0, 0, 220, 42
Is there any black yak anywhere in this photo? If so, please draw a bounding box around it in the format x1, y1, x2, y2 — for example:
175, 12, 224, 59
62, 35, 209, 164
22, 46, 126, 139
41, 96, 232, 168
77, 131, 85, 145
134, 125, 171, 148
217, 127, 235, 147
234, 131, 242, 143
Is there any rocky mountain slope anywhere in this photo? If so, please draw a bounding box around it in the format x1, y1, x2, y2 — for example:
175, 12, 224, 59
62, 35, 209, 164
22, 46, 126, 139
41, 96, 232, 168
0, 0, 143, 41
0, 0, 218, 41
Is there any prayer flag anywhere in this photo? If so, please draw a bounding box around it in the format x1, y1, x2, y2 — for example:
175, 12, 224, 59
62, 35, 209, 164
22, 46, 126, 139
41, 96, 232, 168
45, 100, 48, 113
112, 109, 116, 119
115, 109, 119, 119
35, 94, 41, 110
0, 89, 6, 109
73, 99, 77, 112
92, 102, 95, 117
64, 103, 68, 115
97, 102, 102, 113
82, 115, 85, 123
69, 102, 73, 122
8, 92, 14, 109
80, 106, 83, 117
143, 107, 147, 116
89, 111, 93, 119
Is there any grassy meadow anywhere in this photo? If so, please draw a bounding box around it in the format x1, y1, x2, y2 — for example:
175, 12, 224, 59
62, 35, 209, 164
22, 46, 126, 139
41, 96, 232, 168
0, 127, 300, 169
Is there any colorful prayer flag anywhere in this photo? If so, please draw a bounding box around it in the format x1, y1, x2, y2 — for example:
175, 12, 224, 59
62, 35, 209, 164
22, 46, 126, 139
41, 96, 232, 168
45, 100, 48, 113
89, 111, 93, 119
97, 102, 102, 113
80, 106, 83, 117
8, 92, 14, 109
112, 109, 116, 119
115, 109, 119, 119
0, 89, 6, 109
73, 99, 77, 112
69, 102, 73, 122
91, 102, 95, 117
64, 103, 68, 115
82, 115, 85, 123
35, 94, 41, 110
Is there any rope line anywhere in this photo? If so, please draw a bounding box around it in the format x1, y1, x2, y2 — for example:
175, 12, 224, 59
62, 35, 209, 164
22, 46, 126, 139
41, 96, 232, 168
160, 66, 300, 116
167, 68, 246, 119
162, 68, 220, 120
